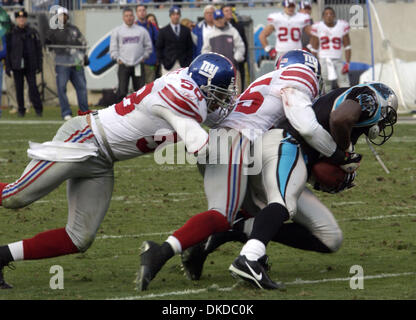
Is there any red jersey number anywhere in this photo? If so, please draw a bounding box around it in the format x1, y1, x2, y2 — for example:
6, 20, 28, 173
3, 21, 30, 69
277, 27, 301, 42
234, 78, 272, 115
115, 82, 154, 116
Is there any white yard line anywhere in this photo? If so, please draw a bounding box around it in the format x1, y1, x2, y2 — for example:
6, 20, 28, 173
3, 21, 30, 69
107, 272, 416, 300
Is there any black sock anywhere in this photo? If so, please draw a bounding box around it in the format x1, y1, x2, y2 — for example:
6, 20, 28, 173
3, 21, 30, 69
249, 202, 290, 246
0, 245, 13, 264
272, 222, 332, 253
161, 242, 174, 261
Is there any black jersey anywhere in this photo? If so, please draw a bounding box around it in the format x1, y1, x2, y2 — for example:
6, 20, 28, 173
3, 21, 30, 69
279, 83, 384, 167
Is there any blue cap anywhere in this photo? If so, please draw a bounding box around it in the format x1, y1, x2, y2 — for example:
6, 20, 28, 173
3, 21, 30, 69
213, 9, 224, 20
282, 0, 296, 7
169, 6, 181, 15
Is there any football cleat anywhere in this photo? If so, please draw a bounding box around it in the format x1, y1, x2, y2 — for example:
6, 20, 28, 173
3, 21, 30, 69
181, 230, 248, 281
0, 260, 13, 289
229, 255, 285, 290
181, 242, 207, 281
136, 241, 171, 291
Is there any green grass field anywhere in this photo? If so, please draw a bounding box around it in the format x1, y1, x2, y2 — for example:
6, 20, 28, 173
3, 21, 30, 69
0, 106, 415, 300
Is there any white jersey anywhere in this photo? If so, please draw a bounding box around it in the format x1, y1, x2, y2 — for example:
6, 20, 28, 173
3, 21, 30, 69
267, 11, 311, 53
91, 68, 208, 161
219, 63, 319, 141
311, 20, 350, 59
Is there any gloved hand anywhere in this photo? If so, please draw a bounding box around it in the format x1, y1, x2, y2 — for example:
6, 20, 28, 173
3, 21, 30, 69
268, 48, 277, 59
328, 149, 362, 173
265, 45, 277, 59
342, 62, 349, 74
313, 171, 356, 194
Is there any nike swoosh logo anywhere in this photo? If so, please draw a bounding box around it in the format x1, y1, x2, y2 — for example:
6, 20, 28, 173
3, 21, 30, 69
245, 261, 262, 281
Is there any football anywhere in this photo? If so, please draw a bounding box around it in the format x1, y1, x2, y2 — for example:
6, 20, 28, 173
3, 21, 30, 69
311, 160, 347, 188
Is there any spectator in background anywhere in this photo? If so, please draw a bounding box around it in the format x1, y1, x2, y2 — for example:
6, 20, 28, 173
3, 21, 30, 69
110, 7, 152, 101
181, 18, 195, 31
299, 0, 313, 52
202, 9, 245, 94
5, 9, 43, 117
192, 4, 215, 58
156, 6, 193, 76
310, 6, 351, 93
146, 13, 159, 30
136, 4, 159, 84
45, 7, 90, 121
222, 4, 248, 91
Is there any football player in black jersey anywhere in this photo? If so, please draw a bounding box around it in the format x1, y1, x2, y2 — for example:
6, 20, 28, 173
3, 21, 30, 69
181, 82, 398, 289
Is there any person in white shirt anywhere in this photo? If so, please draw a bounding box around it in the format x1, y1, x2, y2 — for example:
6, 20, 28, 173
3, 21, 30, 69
260, 0, 312, 60
310, 6, 351, 93
110, 7, 153, 101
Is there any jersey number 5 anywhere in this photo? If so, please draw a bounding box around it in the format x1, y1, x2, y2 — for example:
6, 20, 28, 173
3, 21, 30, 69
234, 78, 272, 115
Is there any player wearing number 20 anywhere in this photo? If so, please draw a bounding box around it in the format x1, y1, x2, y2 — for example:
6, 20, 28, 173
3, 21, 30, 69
260, 0, 312, 60
309, 7, 351, 93
0, 52, 236, 289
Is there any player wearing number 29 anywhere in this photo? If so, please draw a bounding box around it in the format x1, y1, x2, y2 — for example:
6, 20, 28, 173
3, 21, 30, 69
137, 50, 362, 291
260, 0, 312, 60
0, 52, 236, 289
309, 7, 351, 93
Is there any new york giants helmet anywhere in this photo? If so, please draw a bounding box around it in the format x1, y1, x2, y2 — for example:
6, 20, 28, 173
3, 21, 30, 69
188, 53, 236, 122
365, 82, 398, 145
276, 49, 323, 94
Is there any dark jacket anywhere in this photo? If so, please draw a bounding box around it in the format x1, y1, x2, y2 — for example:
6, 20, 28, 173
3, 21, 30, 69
136, 20, 158, 66
229, 18, 248, 63
6, 24, 42, 72
156, 24, 193, 70
45, 22, 88, 66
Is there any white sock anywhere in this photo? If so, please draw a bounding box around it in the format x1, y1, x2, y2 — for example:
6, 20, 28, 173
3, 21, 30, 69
240, 239, 265, 261
165, 235, 182, 254
8, 241, 24, 261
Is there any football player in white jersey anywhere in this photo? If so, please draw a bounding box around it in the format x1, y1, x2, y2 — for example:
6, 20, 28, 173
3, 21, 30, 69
182, 82, 398, 289
137, 50, 362, 291
0, 53, 237, 289
310, 7, 351, 93
260, 0, 312, 60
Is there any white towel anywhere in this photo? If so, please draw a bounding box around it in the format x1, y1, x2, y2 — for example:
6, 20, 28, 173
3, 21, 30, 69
27, 141, 99, 162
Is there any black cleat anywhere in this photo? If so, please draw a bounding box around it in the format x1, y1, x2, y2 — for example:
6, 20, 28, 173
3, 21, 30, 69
229, 255, 285, 290
181, 242, 207, 281
0, 260, 13, 289
136, 241, 172, 291
181, 230, 248, 281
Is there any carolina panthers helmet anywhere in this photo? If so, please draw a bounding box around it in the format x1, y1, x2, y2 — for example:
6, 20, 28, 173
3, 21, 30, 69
366, 82, 398, 145
275, 49, 323, 94
188, 53, 236, 122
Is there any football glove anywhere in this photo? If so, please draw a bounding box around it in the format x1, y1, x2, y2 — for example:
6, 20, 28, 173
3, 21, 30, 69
341, 62, 349, 74
313, 171, 356, 194
328, 149, 362, 173
265, 45, 277, 59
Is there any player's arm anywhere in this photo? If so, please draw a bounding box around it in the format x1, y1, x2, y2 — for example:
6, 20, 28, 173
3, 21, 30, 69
329, 99, 362, 151
151, 105, 209, 155
309, 35, 319, 57
343, 33, 351, 64
260, 24, 276, 56
281, 87, 337, 157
